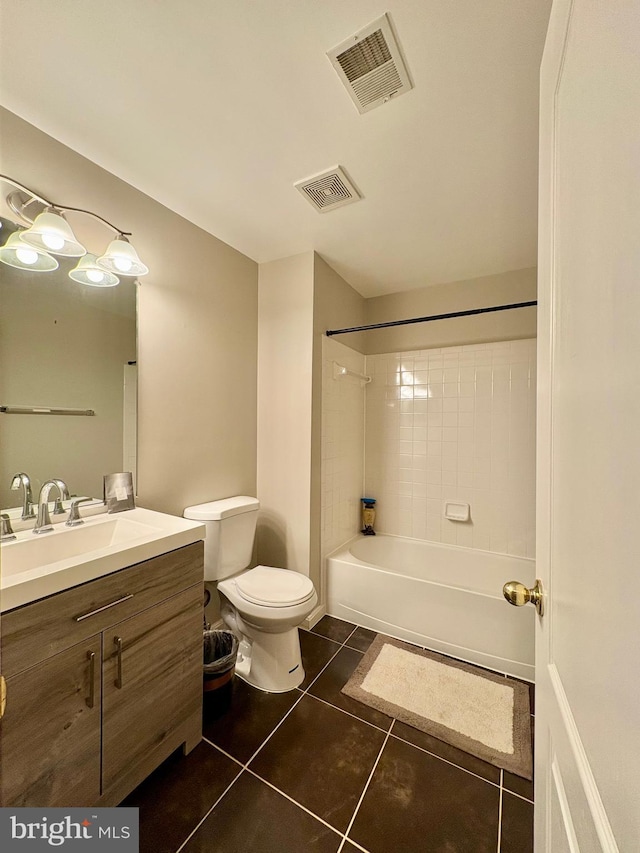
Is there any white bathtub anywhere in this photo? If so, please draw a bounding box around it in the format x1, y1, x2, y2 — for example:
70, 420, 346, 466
326, 534, 536, 681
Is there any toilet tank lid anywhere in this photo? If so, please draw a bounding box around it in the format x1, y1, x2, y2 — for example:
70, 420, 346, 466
184, 496, 260, 520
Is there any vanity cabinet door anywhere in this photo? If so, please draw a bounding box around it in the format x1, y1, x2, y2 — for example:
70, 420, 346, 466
101, 584, 202, 794
0, 636, 101, 807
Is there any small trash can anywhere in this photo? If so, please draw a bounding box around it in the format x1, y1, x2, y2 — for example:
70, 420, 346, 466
203, 630, 238, 693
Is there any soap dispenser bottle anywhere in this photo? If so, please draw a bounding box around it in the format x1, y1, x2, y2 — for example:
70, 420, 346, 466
361, 498, 376, 536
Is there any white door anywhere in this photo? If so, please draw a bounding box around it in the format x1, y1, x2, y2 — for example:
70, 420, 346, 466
535, 1, 640, 850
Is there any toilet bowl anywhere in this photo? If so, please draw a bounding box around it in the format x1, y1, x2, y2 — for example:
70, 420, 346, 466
219, 565, 317, 692
183, 497, 318, 693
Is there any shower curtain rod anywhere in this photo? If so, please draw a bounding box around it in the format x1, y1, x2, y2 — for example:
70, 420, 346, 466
325, 300, 537, 337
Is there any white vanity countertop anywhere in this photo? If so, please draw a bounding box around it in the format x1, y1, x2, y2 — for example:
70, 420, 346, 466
0, 506, 205, 613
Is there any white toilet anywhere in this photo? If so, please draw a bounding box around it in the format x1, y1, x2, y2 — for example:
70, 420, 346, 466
183, 496, 317, 693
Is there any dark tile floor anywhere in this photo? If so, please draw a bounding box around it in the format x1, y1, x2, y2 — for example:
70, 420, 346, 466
123, 616, 535, 853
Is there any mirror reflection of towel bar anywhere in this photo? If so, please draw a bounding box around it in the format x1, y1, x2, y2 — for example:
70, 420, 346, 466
1, 406, 95, 416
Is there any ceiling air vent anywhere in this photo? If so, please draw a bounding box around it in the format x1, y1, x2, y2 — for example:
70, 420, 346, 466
327, 13, 412, 114
294, 166, 361, 213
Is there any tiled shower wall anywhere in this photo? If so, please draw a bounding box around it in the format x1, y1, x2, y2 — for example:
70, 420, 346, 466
365, 339, 536, 558
321, 337, 366, 559
320, 338, 536, 563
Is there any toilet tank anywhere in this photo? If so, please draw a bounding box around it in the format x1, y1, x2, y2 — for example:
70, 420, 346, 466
184, 496, 259, 581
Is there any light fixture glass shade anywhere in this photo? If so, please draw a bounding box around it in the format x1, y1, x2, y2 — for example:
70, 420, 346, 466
0, 232, 59, 272
20, 208, 86, 257
96, 236, 148, 276
69, 253, 119, 287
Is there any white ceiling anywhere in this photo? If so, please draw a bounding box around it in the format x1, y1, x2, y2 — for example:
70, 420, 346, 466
0, 0, 551, 297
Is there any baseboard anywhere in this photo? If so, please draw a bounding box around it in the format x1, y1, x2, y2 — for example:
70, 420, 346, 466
303, 602, 326, 630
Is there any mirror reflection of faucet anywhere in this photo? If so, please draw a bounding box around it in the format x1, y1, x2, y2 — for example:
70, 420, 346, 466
10, 472, 35, 520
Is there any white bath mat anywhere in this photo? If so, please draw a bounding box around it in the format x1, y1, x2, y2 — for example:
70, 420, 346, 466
342, 635, 532, 779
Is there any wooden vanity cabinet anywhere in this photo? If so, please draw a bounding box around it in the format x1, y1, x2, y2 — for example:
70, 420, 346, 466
1, 636, 102, 807
0, 541, 204, 808
101, 584, 202, 799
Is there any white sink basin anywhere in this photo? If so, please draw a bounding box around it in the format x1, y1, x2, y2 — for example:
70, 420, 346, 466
1, 507, 205, 612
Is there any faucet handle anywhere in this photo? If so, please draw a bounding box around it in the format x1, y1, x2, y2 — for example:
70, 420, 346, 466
1, 513, 16, 541
66, 497, 100, 527
53, 497, 67, 515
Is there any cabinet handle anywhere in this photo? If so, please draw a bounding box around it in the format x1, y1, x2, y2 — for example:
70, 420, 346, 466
74, 594, 134, 622
114, 636, 123, 689
86, 651, 96, 709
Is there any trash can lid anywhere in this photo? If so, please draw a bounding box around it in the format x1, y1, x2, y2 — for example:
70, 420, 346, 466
236, 566, 315, 607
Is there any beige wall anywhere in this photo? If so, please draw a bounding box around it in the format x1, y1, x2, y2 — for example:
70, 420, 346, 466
256, 252, 314, 575
257, 253, 364, 609
363, 268, 537, 354
0, 108, 258, 522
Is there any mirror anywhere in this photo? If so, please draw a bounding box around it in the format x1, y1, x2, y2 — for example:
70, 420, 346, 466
0, 217, 137, 511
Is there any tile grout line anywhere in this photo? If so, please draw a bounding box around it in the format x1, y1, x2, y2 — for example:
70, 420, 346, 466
497, 769, 504, 853
342, 837, 371, 853
341, 625, 359, 645
386, 730, 501, 790
207, 687, 305, 773
302, 619, 372, 697
174, 766, 244, 853
244, 689, 307, 766
246, 767, 344, 842
186, 695, 324, 850
502, 787, 535, 806
205, 720, 364, 847
309, 624, 358, 655
305, 690, 392, 735
302, 637, 346, 693
337, 720, 395, 853
202, 737, 244, 767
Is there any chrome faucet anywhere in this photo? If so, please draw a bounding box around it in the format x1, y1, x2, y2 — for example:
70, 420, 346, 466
10, 472, 35, 520
1, 513, 16, 541
34, 479, 70, 534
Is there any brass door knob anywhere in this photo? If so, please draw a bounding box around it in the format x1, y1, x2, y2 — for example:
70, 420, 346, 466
503, 579, 544, 617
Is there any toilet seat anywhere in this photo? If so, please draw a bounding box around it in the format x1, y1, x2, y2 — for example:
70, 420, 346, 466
235, 565, 315, 607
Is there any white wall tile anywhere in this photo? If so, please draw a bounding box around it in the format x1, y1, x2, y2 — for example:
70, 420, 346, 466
363, 339, 536, 558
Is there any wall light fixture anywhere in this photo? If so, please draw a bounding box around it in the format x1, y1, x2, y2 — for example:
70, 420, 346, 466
0, 230, 60, 272
0, 175, 149, 283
